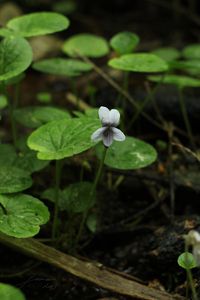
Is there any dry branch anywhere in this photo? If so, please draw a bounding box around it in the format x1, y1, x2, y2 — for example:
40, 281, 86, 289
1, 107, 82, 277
0, 233, 185, 300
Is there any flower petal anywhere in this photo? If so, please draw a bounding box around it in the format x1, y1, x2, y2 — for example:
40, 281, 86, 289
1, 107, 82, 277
102, 129, 114, 147
91, 127, 105, 141
110, 109, 120, 126
99, 106, 110, 125
112, 127, 125, 141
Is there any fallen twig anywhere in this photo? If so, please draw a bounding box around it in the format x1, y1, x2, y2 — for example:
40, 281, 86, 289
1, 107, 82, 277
0, 233, 184, 300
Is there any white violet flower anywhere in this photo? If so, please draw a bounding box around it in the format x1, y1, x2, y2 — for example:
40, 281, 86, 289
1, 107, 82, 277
185, 230, 200, 266
91, 106, 125, 147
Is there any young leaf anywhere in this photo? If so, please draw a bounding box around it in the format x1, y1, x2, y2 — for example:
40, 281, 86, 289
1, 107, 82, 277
42, 182, 95, 213
0, 283, 25, 300
7, 12, 70, 37
32, 58, 92, 77
62, 33, 109, 58
183, 44, 200, 60
177, 252, 197, 269
0, 193, 50, 238
13, 106, 71, 128
110, 31, 139, 55
108, 53, 168, 73
95, 136, 157, 170
0, 37, 32, 81
27, 117, 100, 160
148, 74, 200, 88
152, 47, 180, 62
0, 166, 32, 193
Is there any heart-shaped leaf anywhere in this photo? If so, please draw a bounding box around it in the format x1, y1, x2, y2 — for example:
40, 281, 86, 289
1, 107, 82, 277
0, 283, 25, 300
148, 74, 200, 88
0, 143, 49, 174
14, 106, 71, 128
27, 117, 100, 160
62, 33, 109, 58
152, 47, 180, 62
108, 53, 168, 73
0, 166, 32, 193
7, 12, 70, 37
182, 44, 200, 60
42, 182, 95, 213
0, 193, 50, 238
32, 58, 92, 77
0, 37, 32, 81
110, 31, 139, 55
95, 136, 157, 170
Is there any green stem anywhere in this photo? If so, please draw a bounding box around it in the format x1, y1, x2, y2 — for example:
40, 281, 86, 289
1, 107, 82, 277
178, 88, 195, 149
52, 160, 61, 240
185, 243, 198, 300
76, 146, 107, 245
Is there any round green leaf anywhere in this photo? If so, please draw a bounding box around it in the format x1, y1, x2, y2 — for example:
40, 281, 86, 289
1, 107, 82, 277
0, 143, 49, 174
0, 37, 32, 81
152, 47, 180, 62
7, 12, 70, 37
0, 166, 32, 193
0, 28, 14, 38
0, 194, 50, 238
108, 53, 168, 73
36, 92, 52, 103
0, 143, 17, 166
62, 33, 109, 58
148, 74, 200, 88
42, 182, 95, 213
27, 117, 100, 160
0, 283, 25, 300
0, 95, 8, 109
95, 136, 157, 170
13, 106, 71, 128
169, 60, 200, 76
32, 58, 92, 77
183, 44, 200, 60
177, 252, 197, 270
110, 31, 139, 55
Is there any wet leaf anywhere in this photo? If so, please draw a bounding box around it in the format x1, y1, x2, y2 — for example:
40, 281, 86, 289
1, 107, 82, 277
110, 31, 139, 55
27, 117, 100, 160
0, 283, 25, 300
0, 193, 49, 238
62, 33, 109, 58
0, 166, 32, 193
7, 12, 70, 37
96, 136, 157, 170
32, 58, 92, 77
108, 53, 168, 72
0, 36, 32, 81
14, 106, 71, 128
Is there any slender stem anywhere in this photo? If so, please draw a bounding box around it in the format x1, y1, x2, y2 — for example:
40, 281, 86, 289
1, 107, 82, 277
185, 242, 198, 300
76, 147, 108, 245
178, 88, 195, 149
52, 159, 61, 240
